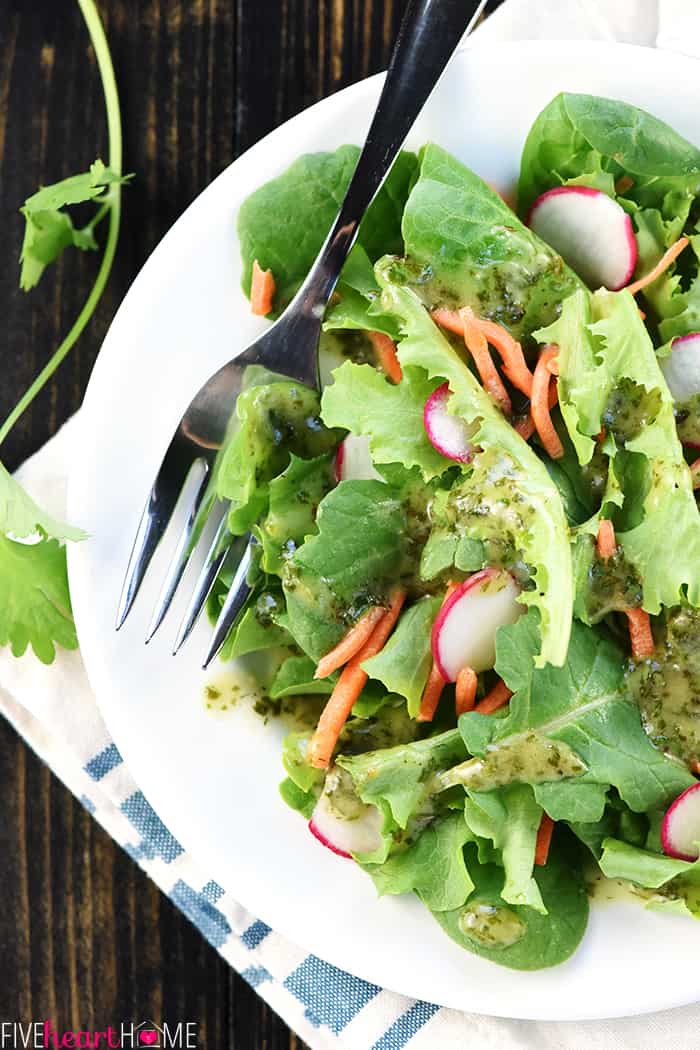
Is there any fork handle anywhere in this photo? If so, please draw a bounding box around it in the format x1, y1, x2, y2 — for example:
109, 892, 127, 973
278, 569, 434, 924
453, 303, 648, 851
292, 0, 487, 316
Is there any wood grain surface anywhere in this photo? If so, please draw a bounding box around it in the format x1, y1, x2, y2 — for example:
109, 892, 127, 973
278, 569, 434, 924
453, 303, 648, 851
0, 1, 499, 1044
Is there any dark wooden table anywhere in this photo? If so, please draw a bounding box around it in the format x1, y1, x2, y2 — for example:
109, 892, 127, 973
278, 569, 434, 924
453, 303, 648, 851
0, 1, 499, 1044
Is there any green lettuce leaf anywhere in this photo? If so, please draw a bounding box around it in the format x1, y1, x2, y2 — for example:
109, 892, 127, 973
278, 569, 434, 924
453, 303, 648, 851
432, 841, 589, 970
537, 287, 700, 612
256, 453, 335, 575
269, 654, 335, 698
215, 381, 339, 535
453, 613, 693, 817
361, 594, 442, 716
237, 147, 417, 311
282, 479, 408, 660
518, 92, 700, 215
362, 812, 474, 912
464, 786, 545, 913
218, 586, 292, 662
320, 361, 449, 480
377, 269, 573, 667
400, 143, 580, 342
599, 839, 700, 915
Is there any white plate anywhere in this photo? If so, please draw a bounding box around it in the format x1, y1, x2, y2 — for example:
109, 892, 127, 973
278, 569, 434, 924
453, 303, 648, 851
68, 41, 700, 1020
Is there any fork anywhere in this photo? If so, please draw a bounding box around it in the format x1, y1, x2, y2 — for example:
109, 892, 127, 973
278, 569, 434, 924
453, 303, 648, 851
116, 0, 487, 666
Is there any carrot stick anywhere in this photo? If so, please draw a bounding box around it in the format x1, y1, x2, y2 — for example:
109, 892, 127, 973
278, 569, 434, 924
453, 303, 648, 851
514, 383, 557, 441
531, 345, 564, 459
625, 236, 689, 296
474, 318, 534, 397
460, 307, 512, 415
625, 607, 655, 660
455, 666, 478, 717
690, 456, 700, 489
431, 307, 464, 336
615, 175, 635, 195
416, 663, 447, 724
308, 589, 407, 769
314, 605, 387, 679
417, 581, 460, 723
690, 759, 700, 777
596, 519, 617, 560
250, 259, 276, 315
534, 813, 555, 866
474, 679, 512, 715
369, 330, 402, 383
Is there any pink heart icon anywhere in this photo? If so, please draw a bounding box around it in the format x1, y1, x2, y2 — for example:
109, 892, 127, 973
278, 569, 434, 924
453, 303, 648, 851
140, 1033, 158, 1046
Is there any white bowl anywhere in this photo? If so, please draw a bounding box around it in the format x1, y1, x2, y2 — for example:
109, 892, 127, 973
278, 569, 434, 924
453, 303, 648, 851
68, 40, 700, 1019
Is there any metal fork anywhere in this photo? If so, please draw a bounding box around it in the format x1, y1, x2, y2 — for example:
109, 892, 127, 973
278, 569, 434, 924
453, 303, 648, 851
116, 0, 487, 666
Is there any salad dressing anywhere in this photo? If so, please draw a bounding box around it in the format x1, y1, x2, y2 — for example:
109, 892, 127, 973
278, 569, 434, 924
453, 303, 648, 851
584, 544, 643, 623
603, 379, 662, 445
627, 606, 700, 765
458, 902, 526, 948
439, 731, 586, 791
674, 392, 700, 445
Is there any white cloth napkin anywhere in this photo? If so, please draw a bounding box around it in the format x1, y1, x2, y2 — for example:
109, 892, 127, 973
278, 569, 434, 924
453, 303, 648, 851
3, 2, 700, 1047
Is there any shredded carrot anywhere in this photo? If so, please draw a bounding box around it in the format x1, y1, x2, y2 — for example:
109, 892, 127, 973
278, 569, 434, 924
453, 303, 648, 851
369, 330, 402, 383
596, 519, 654, 659
596, 427, 606, 443
625, 607, 655, 660
417, 581, 459, 723
534, 813, 555, 866
455, 666, 478, 717
615, 175, 635, 195
638, 308, 646, 321
531, 345, 564, 459
308, 589, 407, 768
596, 519, 617, 560
460, 307, 512, 415
514, 384, 557, 441
315, 606, 387, 679
690, 456, 700, 489
470, 318, 534, 397
691, 759, 700, 777
431, 307, 465, 336
625, 236, 689, 296
474, 679, 512, 715
250, 259, 276, 315
417, 663, 447, 724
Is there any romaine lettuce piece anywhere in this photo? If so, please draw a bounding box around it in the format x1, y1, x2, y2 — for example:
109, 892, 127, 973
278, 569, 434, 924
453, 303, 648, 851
537, 288, 700, 612
377, 269, 573, 668
216, 380, 339, 535
400, 144, 580, 342
320, 360, 449, 481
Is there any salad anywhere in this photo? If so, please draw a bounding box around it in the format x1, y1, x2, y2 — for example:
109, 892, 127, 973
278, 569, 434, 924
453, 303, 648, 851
210, 93, 700, 970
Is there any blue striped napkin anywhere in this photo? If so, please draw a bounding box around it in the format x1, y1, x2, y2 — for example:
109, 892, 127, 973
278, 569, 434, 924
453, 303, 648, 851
4, 5, 700, 1045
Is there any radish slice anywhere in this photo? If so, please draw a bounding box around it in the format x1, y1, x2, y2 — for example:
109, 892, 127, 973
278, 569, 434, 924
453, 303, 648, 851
662, 781, 700, 862
431, 568, 522, 681
424, 383, 478, 463
334, 434, 383, 483
527, 186, 637, 291
660, 333, 700, 405
308, 767, 383, 858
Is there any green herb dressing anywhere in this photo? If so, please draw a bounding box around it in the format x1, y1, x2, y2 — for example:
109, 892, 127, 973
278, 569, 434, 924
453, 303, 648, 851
439, 731, 587, 791
603, 378, 662, 446
627, 605, 700, 765
674, 392, 700, 445
583, 544, 643, 623
458, 902, 526, 948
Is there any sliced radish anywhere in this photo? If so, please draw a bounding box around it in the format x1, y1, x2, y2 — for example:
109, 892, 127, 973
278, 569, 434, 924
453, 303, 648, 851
424, 383, 478, 463
661, 781, 700, 862
308, 766, 383, 858
527, 186, 637, 291
334, 434, 383, 483
431, 568, 522, 681
660, 333, 700, 405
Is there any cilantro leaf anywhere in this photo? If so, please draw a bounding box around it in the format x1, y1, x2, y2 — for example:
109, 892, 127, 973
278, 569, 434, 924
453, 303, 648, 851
0, 534, 78, 663
0, 463, 85, 541
19, 159, 130, 290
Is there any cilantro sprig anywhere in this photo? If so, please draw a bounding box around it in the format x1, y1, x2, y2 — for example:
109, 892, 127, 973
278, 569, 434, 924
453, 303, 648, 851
0, 0, 127, 663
